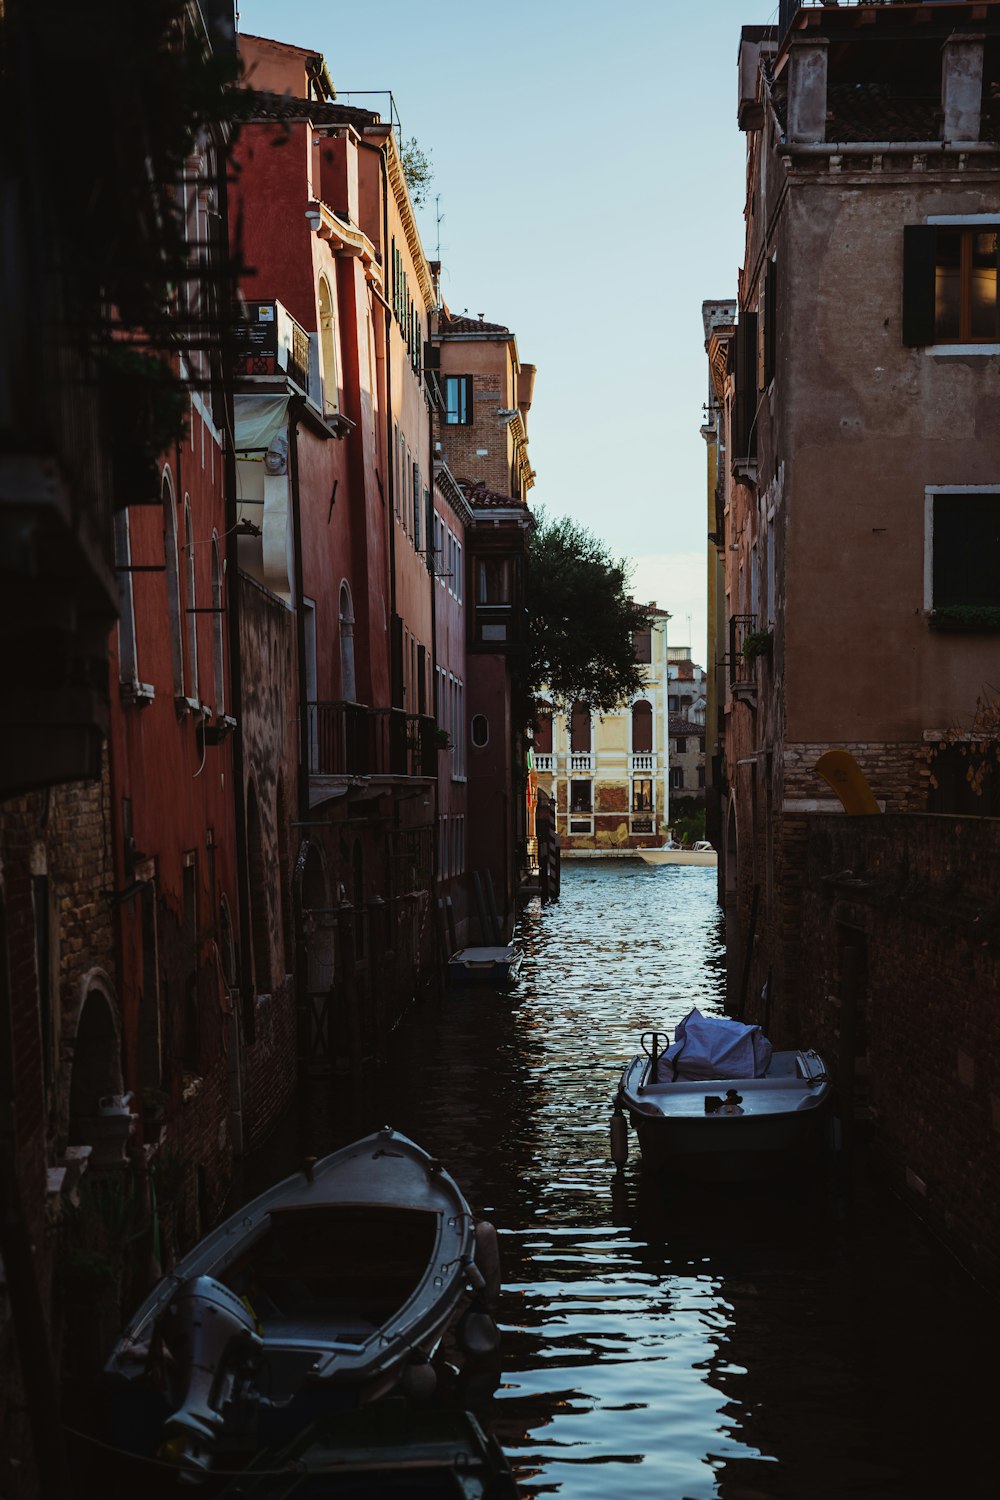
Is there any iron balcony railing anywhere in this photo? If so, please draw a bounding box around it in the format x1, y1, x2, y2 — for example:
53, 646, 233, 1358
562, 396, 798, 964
780, 0, 896, 41
729, 613, 758, 687
308, 702, 437, 779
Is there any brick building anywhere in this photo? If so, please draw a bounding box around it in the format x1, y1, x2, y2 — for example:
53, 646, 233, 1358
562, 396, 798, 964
712, 0, 1000, 1268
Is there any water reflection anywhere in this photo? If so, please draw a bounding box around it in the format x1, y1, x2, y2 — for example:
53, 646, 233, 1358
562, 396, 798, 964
278, 863, 992, 1498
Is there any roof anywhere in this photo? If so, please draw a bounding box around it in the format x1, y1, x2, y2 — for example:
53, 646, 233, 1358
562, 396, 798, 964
243, 88, 381, 130
458, 479, 529, 512
669, 715, 705, 737
438, 312, 512, 337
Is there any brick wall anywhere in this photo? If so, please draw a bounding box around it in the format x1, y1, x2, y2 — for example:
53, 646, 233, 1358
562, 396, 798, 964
784, 740, 930, 811
793, 812, 1000, 1274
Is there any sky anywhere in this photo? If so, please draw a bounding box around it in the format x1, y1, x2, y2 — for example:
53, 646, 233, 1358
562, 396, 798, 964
240, 0, 776, 665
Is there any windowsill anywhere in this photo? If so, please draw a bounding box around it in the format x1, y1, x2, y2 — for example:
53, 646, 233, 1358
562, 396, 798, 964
121, 680, 155, 707
175, 694, 200, 717
927, 609, 1000, 632
925, 344, 1000, 357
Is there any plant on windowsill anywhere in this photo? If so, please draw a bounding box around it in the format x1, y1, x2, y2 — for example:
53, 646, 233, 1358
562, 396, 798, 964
741, 629, 773, 664
928, 606, 1000, 632
434, 727, 451, 748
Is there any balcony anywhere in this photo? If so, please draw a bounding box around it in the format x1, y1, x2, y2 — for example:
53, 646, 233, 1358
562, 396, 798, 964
729, 613, 760, 705
630, 753, 655, 772
235, 300, 310, 393
533, 753, 554, 773
307, 702, 436, 788
570, 752, 592, 772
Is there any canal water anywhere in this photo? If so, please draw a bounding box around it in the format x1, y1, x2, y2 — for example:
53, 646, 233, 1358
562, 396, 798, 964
290, 862, 993, 1498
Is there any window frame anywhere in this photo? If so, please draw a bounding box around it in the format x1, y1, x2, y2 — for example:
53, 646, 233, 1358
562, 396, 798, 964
904, 218, 1000, 350
924, 485, 1000, 612
443, 374, 474, 426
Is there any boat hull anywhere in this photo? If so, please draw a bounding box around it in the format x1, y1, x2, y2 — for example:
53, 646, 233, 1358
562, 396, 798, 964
637, 849, 717, 866
620, 1049, 831, 1182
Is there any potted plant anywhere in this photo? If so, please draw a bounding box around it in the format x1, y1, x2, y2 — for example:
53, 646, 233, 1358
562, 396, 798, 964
434, 727, 451, 749
741, 629, 773, 664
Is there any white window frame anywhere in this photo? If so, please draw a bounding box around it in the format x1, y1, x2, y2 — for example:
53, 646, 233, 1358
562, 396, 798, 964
923, 485, 1000, 610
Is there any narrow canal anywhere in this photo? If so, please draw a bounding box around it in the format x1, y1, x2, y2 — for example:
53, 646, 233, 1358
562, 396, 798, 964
287, 862, 994, 1498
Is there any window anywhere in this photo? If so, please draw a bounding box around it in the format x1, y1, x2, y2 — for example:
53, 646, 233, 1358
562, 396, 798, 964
570, 779, 592, 813
903, 223, 1000, 345
570, 702, 591, 753
184, 497, 199, 702
478, 556, 511, 605
633, 778, 653, 812
632, 700, 653, 754
444, 374, 473, 425
318, 275, 339, 415
927, 489, 1000, 611
670, 767, 684, 790
114, 510, 138, 686
339, 583, 357, 702
212, 534, 225, 715
632, 626, 652, 663
471, 713, 489, 748
668, 694, 680, 713
393, 422, 400, 517
413, 464, 422, 551
676, 736, 687, 754
162, 471, 184, 697
534, 707, 553, 754
455, 539, 463, 603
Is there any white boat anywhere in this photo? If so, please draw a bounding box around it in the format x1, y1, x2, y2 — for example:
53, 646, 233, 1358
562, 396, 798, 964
103, 1128, 500, 1479
448, 944, 522, 988
637, 846, 717, 866
613, 1009, 831, 1180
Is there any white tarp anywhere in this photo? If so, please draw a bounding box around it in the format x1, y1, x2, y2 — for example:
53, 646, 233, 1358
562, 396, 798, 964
233, 394, 289, 458
662, 1007, 772, 1081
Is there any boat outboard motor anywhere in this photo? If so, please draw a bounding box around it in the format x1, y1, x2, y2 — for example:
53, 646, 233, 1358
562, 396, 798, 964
161, 1275, 263, 1481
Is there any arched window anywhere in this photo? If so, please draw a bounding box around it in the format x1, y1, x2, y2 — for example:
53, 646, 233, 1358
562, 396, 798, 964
534, 704, 553, 754
318, 275, 339, 417
246, 784, 271, 1000
184, 496, 199, 702
632, 699, 653, 754
162, 470, 184, 697
339, 582, 357, 702
570, 701, 591, 752
212, 533, 225, 715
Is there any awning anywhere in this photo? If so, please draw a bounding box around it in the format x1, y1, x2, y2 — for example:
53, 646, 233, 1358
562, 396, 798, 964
233, 394, 289, 459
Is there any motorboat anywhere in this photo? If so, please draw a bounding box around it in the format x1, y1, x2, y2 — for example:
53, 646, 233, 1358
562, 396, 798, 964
612, 1008, 831, 1180
216, 1399, 518, 1497
637, 846, 717, 866
448, 944, 523, 988
103, 1128, 501, 1480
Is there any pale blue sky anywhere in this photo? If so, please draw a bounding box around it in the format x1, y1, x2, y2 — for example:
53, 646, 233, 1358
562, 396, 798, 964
240, 0, 775, 662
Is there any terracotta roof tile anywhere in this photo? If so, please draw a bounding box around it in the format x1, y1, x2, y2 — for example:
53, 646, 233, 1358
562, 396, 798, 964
458, 479, 528, 511
245, 89, 381, 130
439, 312, 511, 336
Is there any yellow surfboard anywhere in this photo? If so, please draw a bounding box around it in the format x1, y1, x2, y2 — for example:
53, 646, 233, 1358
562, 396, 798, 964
815, 750, 881, 815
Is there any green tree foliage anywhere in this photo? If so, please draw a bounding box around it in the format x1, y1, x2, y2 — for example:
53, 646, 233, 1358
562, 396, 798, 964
399, 136, 433, 207
526, 511, 650, 714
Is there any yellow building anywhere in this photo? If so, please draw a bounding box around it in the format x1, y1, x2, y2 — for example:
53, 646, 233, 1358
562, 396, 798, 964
532, 606, 671, 853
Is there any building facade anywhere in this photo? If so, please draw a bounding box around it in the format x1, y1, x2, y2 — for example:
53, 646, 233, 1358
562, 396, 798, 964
533, 607, 672, 852
714, 0, 1000, 1266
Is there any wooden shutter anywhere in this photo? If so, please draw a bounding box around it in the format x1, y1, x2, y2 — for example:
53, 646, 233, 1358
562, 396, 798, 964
391, 612, 404, 708
763, 258, 777, 388
902, 225, 937, 346
732, 311, 758, 465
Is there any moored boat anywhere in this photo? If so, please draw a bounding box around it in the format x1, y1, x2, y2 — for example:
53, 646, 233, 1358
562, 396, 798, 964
103, 1128, 500, 1480
613, 1009, 831, 1180
447, 944, 522, 988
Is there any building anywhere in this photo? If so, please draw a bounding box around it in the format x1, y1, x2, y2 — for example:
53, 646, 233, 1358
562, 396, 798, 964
532, 607, 672, 852
700, 301, 737, 857
434, 312, 536, 934
716, 0, 1000, 1266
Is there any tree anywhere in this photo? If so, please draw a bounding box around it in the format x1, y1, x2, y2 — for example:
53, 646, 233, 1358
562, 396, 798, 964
526, 510, 650, 714
399, 135, 433, 207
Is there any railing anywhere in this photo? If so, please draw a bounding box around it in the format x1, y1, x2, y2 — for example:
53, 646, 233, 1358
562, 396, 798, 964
569, 752, 592, 772
780, 0, 892, 41
308, 702, 436, 778
234, 299, 312, 396
631, 753, 655, 772
729, 614, 757, 687
534, 753, 554, 773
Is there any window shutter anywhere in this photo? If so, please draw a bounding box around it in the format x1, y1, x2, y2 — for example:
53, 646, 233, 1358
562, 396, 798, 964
732, 311, 758, 465
902, 225, 937, 346
763, 258, 777, 387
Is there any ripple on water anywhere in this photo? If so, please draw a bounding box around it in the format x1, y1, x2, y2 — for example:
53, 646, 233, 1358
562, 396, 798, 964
292, 862, 995, 1500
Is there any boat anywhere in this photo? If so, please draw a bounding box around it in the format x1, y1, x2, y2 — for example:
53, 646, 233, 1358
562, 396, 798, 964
447, 944, 523, 988
612, 1008, 831, 1180
216, 1399, 519, 1497
103, 1128, 501, 1480
637, 844, 717, 867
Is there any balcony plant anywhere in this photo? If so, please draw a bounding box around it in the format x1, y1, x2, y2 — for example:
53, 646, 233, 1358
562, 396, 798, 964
741, 629, 773, 664
928, 605, 1000, 632
434, 727, 451, 749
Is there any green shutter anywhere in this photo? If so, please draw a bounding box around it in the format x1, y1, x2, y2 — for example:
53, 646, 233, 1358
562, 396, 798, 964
902, 225, 937, 346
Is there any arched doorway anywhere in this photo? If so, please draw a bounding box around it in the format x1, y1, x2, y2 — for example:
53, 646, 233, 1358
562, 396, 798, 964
67, 975, 129, 1167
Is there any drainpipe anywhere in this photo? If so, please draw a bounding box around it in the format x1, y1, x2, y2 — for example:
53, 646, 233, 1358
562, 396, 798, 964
287, 399, 312, 1156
